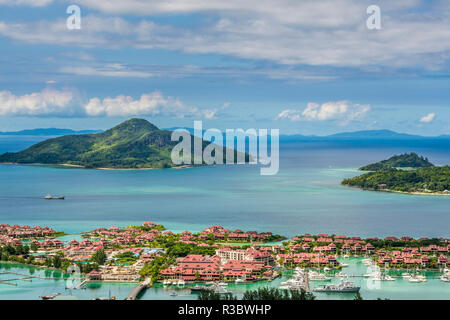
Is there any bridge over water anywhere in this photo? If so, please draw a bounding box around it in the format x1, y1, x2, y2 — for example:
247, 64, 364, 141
126, 278, 151, 300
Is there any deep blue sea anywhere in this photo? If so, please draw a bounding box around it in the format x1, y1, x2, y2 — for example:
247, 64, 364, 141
0, 136, 449, 238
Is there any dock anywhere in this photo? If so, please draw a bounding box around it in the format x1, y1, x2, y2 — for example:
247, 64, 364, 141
304, 273, 310, 292
0, 271, 37, 286
126, 278, 151, 300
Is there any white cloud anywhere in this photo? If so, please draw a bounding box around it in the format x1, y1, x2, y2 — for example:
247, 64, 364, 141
2, 2, 450, 70
60, 64, 154, 78
0, 88, 215, 119
0, 0, 53, 6
276, 101, 370, 122
275, 109, 302, 121
85, 91, 187, 117
420, 112, 435, 123
0, 89, 75, 116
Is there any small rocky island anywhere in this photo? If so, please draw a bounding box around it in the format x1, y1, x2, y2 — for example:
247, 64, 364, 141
342, 153, 450, 195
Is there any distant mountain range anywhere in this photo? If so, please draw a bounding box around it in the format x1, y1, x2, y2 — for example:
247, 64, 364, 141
0, 128, 102, 136
281, 130, 450, 141
1, 127, 449, 140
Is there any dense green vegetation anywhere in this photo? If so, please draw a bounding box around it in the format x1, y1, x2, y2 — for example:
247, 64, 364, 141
359, 153, 433, 171
342, 166, 450, 193
0, 118, 245, 169
197, 287, 316, 300
0, 244, 73, 271
91, 248, 107, 265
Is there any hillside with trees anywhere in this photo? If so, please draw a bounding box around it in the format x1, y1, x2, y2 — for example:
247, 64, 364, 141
0, 118, 245, 169
359, 153, 434, 171
342, 166, 450, 194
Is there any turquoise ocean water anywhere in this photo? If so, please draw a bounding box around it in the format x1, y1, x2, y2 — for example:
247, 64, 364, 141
0, 136, 449, 299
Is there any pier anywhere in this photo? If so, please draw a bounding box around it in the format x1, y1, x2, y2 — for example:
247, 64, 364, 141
0, 271, 37, 286
0, 271, 81, 282
304, 273, 310, 292
126, 278, 151, 300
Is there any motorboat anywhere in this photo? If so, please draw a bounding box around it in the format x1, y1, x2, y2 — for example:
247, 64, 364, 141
408, 275, 426, 283
190, 285, 209, 292
370, 273, 395, 281
234, 278, 244, 284
44, 194, 65, 200
40, 293, 62, 300
313, 279, 360, 293
308, 271, 331, 281
439, 274, 450, 282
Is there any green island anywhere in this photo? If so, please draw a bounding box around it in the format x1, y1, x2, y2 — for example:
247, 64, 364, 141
359, 153, 434, 171
0, 118, 245, 169
342, 153, 450, 194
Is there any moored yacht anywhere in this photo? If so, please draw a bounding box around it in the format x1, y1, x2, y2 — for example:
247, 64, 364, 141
177, 279, 185, 287
308, 271, 331, 281
313, 279, 360, 293
439, 274, 450, 282
408, 275, 427, 283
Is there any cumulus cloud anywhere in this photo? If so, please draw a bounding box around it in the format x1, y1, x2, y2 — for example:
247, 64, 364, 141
275, 109, 302, 121
420, 112, 435, 123
276, 101, 370, 122
0, 89, 216, 118
85, 91, 186, 117
0, 89, 75, 116
0, 0, 53, 6
1, 1, 450, 70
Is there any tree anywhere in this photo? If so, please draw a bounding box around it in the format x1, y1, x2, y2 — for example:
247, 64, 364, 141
91, 249, 107, 265
30, 242, 38, 252
242, 287, 315, 300
52, 255, 62, 268
198, 291, 236, 301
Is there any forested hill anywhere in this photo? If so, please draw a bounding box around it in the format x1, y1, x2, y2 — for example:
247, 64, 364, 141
359, 153, 434, 171
342, 166, 450, 194
0, 118, 242, 169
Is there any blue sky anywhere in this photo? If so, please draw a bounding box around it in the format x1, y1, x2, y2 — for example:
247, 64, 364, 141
0, 0, 449, 135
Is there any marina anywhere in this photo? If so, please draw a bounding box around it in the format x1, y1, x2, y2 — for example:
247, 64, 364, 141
1, 257, 449, 300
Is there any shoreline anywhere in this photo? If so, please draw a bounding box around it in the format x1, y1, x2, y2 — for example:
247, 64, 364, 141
0, 162, 195, 171
343, 185, 450, 196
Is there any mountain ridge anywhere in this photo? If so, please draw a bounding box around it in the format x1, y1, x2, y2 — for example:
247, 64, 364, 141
0, 118, 240, 169
3, 126, 450, 140
0, 128, 102, 136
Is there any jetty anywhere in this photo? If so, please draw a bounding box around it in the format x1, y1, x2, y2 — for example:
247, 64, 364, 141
0, 271, 73, 281
304, 273, 310, 292
0, 271, 37, 286
126, 278, 151, 300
